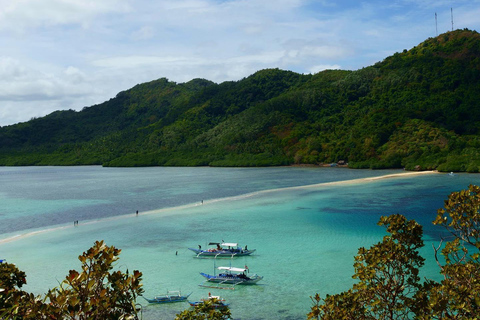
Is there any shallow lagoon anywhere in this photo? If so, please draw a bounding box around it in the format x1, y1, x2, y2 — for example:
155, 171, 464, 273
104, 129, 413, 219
0, 167, 478, 319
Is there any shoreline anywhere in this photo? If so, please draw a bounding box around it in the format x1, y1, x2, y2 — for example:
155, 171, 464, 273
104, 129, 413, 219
0, 170, 438, 245
270, 170, 437, 191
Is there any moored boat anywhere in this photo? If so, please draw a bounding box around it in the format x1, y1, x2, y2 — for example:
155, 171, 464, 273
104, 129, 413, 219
141, 290, 191, 304
200, 266, 263, 289
189, 242, 256, 257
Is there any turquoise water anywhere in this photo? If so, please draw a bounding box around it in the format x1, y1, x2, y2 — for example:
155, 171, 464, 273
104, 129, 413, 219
0, 167, 478, 319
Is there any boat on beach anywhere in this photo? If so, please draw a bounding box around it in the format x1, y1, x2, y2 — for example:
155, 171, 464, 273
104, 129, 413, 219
189, 242, 256, 258
188, 294, 229, 309
141, 290, 191, 304
200, 266, 263, 289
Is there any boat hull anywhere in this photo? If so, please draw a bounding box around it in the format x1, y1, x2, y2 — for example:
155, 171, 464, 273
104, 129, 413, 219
144, 297, 187, 303
142, 292, 191, 304
189, 248, 256, 257
200, 272, 263, 284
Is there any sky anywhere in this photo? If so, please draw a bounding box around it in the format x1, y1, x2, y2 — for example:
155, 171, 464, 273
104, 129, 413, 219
1, 0, 480, 127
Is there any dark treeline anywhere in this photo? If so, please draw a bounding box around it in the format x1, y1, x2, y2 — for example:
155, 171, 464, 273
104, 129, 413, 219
1, 29, 480, 171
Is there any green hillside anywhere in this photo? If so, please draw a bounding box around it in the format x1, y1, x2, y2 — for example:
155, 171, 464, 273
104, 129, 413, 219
1, 29, 480, 171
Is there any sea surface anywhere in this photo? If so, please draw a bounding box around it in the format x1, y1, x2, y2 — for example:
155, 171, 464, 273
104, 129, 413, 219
0, 166, 478, 319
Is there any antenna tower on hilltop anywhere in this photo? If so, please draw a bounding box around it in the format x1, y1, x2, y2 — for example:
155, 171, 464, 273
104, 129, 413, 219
435, 12, 438, 36
451, 7, 454, 31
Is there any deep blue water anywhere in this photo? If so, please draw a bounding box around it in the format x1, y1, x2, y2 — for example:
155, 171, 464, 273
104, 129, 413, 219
0, 166, 478, 319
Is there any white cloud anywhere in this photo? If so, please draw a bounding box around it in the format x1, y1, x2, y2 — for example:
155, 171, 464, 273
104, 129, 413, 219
1, 0, 480, 126
161, 0, 212, 12
0, 58, 92, 100
89, 51, 286, 85
300, 45, 351, 60
0, 57, 27, 80
0, 101, 53, 126
64, 67, 87, 84
0, 0, 131, 31
131, 26, 155, 40
92, 56, 194, 69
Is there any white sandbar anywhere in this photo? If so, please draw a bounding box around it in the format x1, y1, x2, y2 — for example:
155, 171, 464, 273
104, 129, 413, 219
0, 170, 437, 244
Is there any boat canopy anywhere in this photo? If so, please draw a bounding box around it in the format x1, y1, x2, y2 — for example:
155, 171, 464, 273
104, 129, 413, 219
206, 242, 238, 247
217, 266, 246, 272
221, 242, 238, 247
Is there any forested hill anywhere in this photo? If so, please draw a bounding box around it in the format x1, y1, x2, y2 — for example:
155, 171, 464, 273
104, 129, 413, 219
1, 29, 480, 171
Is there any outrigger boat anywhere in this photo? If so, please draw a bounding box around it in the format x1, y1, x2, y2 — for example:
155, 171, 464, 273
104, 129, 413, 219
188, 294, 229, 309
141, 290, 192, 304
189, 242, 256, 258
199, 266, 263, 289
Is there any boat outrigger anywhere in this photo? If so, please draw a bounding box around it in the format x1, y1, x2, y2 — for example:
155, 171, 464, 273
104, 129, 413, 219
141, 290, 192, 304
199, 266, 263, 289
189, 242, 256, 258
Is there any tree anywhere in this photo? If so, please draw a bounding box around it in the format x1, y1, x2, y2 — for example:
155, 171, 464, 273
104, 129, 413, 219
308, 290, 367, 320
0, 241, 143, 319
308, 214, 425, 320
309, 185, 480, 319
426, 184, 480, 319
0, 261, 47, 319
175, 297, 232, 320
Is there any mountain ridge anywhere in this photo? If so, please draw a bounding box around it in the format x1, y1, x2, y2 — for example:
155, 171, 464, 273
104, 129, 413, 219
1, 29, 480, 172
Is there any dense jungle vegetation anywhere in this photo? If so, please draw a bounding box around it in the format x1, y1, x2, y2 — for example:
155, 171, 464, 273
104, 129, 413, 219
1, 29, 480, 171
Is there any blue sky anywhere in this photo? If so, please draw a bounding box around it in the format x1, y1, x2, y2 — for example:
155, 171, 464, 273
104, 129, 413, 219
1, 0, 479, 126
